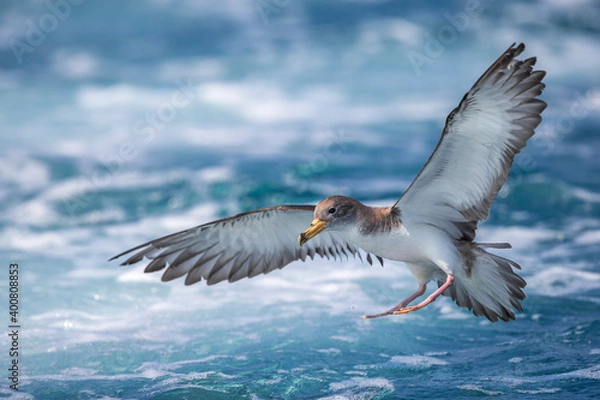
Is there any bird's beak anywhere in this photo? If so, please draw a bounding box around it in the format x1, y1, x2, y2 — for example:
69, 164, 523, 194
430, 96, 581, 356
298, 219, 328, 246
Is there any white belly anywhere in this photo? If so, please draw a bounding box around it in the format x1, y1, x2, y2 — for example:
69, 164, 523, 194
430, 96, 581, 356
344, 225, 426, 264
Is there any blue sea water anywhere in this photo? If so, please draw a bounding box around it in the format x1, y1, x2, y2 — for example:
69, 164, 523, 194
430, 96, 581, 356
1, 0, 600, 398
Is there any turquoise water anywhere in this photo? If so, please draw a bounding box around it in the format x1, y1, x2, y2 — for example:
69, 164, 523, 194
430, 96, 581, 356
1, 1, 600, 398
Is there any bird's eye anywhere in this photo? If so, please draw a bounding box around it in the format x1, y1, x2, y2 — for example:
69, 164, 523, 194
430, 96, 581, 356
328, 207, 337, 214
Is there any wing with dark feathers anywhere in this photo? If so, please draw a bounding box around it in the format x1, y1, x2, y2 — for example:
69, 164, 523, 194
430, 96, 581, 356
110, 205, 382, 286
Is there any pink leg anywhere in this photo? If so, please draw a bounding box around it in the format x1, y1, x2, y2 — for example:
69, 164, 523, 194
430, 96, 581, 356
393, 274, 455, 315
361, 282, 427, 319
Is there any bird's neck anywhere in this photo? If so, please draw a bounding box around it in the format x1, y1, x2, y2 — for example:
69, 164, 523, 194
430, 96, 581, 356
357, 207, 401, 235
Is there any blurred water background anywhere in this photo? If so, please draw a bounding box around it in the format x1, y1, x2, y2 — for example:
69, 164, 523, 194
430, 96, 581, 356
1, 0, 599, 398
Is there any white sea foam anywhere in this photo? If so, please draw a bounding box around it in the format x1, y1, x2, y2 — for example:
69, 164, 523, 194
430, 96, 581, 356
77, 84, 172, 110
198, 79, 450, 125
388, 355, 449, 368
571, 186, 600, 204
0, 153, 50, 191
457, 385, 504, 396
51, 49, 101, 80
176, 126, 303, 154
21, 357, 240, 396
476, 225, 558, 252
357, 18, 423, 50
316, 348, 342, 354
559, 364, 600, 380
327, 377, 394, 397
0, 226, 68, 252
7, 198, 59, 227
331, 335, 357, 343
515, 388, 561, 394
19, 251, 396, 353
527, 266, 600, 297
575, 229, 600, 245
437, 299, 471, 320
1, 163, 231, 229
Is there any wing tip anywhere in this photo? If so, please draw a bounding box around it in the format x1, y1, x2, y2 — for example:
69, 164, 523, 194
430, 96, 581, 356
472, 42, 531, 88
108, 253, 141, 266
512, 42, 525, 56
108, 250, 132, 263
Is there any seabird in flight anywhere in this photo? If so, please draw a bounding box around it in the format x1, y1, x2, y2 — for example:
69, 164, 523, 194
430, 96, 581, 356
111, 43, 546, 322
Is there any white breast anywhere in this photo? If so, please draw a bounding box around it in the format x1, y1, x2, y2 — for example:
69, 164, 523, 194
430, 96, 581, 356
344, 224, 426, 264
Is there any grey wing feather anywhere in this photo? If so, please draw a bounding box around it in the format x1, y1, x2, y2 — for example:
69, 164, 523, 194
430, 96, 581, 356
395, 43, 546, 241
110, 205, 376, 285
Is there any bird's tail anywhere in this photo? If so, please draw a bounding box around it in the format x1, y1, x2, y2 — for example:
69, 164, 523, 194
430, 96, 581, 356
442, 244, 526, 322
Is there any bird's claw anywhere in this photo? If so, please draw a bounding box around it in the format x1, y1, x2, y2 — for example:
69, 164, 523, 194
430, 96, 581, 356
361, 305, 419, 319
392, 306, 417, 315
360, 311, 392, 319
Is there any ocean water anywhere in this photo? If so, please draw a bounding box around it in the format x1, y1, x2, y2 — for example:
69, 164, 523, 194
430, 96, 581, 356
1, 0, 600, 398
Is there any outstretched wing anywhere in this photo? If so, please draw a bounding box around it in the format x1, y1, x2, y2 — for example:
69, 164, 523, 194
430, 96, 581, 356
110, 205, 379, 286
395, 43, 546, 241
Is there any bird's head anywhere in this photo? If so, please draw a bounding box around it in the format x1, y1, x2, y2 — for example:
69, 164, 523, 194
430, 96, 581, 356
298, 195, 361, 246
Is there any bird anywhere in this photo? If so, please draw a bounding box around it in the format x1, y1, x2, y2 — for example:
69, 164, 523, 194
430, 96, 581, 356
110, 43, 546, 322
